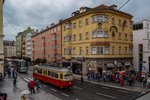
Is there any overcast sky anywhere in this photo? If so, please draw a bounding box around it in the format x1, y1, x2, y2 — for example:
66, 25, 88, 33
3, 0, 150, 40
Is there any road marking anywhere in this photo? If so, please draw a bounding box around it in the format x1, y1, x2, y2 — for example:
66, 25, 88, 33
73, 86, 82, 90
42, 84, 47, 88
61, 93, 69, 97
28, 77, 33, 81
88, 84, 96, 86
96, 92, 116, 99
101, 86, 110, 89
118, 90, 129, 93
23, 78, 30, 82
51, 88, 57, 92
75, 99, 79, 100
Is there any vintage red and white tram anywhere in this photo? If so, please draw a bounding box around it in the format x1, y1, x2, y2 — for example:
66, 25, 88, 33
33, 65, 73, 88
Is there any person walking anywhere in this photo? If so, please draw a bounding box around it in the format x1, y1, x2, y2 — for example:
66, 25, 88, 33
34, 79, 40, 92
29, 80, 35, 94
12, 68, 17, 87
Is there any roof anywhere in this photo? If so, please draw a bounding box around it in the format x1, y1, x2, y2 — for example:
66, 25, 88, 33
31, 23, 60, 38
133, 19, 150, 25
33, 65, 71, 72
61, 4, 133, 23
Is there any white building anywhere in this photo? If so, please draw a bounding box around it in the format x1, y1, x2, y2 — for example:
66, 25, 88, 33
133, 19, 150, 73
26, 31, 36, 59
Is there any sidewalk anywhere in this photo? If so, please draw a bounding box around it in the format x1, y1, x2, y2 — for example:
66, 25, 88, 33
0, 76, 61, 100
73, 74, 147, 92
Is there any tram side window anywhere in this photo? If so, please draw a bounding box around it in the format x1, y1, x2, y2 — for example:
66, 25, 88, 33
51, 72, 54, 77
48, 71, 51, 76
60, 74, 63, 79
39, 69, 42, 74
44, 70, 47, 75
55, 73, 58, 78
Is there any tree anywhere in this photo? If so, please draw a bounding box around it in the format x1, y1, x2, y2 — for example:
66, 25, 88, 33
41, 59, 47, 64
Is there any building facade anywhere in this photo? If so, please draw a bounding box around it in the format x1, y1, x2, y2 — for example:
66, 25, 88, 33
61, 5, 133, 75
0, 0, 5, 78
16, 32, 22, 57
3, 40, 16, 58
21, 27, 32, 58
26, 31, 37, 59
133, 19, 150, 73
16, 27, 32, 58
32, 24, 61, 63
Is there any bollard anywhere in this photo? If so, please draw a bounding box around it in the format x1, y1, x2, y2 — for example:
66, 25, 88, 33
21, 94, 26, 100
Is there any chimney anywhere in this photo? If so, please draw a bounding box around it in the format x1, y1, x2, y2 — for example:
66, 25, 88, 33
109, 5, 117, 10
46, 26, 49, 29
51, 23, 55, 26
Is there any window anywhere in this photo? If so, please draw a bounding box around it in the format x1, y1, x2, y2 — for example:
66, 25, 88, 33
85, 18, 89, 25
55, 73, 58, 78
51, 72, 54, 77
48, 71, 51, 76
119, 33, 121, 40
130, 34, 133, 41
91, 47, 97, 54
112, 46, 115, 54
79, 33, 82, 40
97, 47, 103, 54
112, 31, 115, 38
118, 19, 121, 26
112, 18, 115, 24
79, 47, 82, 55
125, 47, 127, 54
92, 30, 108, 38
79, 20, 82, 27
86, 46, 88, 54
125, 34, 128, 40
85, 32, 89, 39
73, 35, 76, 41
119, 47, 121, 54
73, 47, 76, 54
60, 74, 63, 79
73, 23, 76, 28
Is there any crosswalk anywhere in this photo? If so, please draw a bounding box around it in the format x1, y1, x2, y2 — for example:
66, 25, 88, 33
20, 77, 33, 82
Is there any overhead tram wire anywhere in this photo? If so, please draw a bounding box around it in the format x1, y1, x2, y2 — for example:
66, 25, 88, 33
3, 15, 19, 33
102, 0, 131, 25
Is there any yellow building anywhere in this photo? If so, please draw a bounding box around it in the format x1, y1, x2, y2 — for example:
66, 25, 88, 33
61, 5, 133, 75
0, 0, 4, 79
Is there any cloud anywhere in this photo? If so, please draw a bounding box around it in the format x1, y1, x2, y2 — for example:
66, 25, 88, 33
3, 0, 150, 40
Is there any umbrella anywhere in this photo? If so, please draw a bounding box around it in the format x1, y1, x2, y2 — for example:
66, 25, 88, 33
21, 90, 30, 95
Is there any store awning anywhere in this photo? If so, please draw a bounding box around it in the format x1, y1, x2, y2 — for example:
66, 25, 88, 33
107, 63, 114, 68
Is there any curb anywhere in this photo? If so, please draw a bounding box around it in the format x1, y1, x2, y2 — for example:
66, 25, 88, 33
73, 75, 145, 92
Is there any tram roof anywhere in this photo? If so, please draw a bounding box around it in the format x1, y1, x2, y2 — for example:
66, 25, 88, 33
33, 65, 70, 72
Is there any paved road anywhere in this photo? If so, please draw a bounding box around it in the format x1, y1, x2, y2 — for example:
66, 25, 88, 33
18, 66, 141, 100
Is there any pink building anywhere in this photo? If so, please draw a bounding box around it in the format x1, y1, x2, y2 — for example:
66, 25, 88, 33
32, 23, 61, 63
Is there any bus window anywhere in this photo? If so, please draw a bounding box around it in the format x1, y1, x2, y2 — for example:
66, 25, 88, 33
55, 73, 58, 78
60, 74, 63, 79
48, 71, 51, 76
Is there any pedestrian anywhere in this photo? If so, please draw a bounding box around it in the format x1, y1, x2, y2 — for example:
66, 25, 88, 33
0, 93, 7, 100
34, 79, 40, 92
29, 80, 35, 94
7, 66, 11, 78
28, 82, 31, 92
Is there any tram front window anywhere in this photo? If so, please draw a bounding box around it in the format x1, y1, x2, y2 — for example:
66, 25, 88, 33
64, 74, 73, 80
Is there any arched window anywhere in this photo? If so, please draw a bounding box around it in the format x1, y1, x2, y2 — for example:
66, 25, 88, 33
112, 31, 115, 38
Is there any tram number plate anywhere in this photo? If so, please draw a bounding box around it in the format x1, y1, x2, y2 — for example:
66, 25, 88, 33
69, 82, 71, 84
